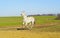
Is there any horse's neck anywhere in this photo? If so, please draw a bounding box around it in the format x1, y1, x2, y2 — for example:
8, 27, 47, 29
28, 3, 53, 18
23, 15, 27, 19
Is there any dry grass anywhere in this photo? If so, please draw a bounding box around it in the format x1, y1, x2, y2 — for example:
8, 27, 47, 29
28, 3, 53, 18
0, 31, 60, 38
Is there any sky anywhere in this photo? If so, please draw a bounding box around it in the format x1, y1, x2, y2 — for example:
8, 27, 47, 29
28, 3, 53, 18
0, 0, 60, 16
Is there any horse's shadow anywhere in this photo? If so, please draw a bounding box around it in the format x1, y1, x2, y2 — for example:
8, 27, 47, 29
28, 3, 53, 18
17, 28, 29, 30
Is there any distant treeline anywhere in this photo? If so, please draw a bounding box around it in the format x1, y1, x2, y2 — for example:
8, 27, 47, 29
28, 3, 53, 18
55, 14, 60, 20
28, 14, 60, 20
28, 14, 57, 16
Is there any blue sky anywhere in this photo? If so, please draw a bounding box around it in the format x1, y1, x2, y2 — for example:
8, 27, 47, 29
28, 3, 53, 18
0, 0, 60, 16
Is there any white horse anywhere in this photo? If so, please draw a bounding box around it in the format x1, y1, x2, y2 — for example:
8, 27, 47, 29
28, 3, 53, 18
21, 12, 35, 29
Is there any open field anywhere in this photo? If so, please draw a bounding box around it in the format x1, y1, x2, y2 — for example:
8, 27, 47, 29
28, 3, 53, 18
0, 16, 60, 38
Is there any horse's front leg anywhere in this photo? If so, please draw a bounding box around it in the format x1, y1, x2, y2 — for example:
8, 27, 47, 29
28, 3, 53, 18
22, 22, 25, 28
25, 23, 29, 29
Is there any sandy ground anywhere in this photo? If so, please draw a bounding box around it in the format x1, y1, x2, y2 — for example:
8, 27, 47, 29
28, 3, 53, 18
0, 30, 60, 38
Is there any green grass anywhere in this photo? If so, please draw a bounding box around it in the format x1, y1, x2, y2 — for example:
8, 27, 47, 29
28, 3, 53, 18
0, 16, 60, 26
0, 16, 22, 26
34, 16, 60, 24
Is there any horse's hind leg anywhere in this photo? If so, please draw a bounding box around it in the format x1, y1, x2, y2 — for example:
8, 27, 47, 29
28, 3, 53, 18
31, 21, 34, 29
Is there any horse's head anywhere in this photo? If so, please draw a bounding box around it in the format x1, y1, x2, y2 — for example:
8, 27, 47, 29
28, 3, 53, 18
21, 11, 26, 16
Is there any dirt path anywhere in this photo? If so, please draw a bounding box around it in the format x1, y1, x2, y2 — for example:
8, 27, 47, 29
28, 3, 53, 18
0, 23, 60, 38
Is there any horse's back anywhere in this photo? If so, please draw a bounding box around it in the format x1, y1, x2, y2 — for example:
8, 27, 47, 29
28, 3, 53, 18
28, 17, 35, 21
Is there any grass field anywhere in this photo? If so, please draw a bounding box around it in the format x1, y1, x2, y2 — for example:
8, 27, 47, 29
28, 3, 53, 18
0, 16, 60, 38
0, 16, 59, 26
